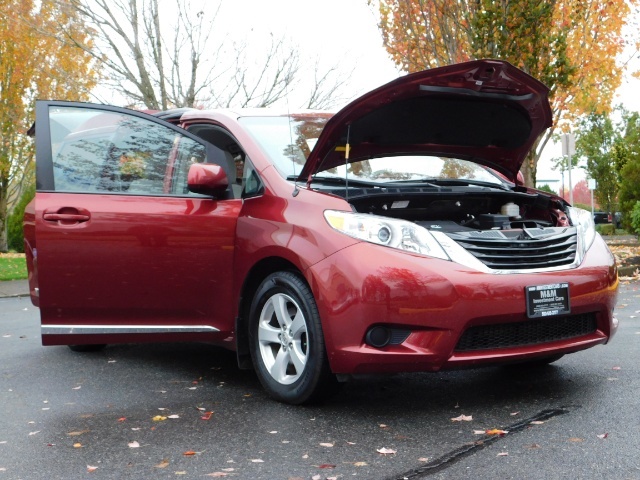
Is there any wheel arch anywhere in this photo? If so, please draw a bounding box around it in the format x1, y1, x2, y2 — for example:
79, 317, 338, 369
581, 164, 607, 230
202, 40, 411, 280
235, 256, 305, 369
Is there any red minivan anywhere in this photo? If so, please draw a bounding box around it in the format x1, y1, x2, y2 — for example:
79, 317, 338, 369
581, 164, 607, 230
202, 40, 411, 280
25, 59, 618, 404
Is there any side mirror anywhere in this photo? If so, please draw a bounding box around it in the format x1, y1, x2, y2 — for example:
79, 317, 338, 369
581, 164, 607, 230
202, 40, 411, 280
187, 163, 229, 197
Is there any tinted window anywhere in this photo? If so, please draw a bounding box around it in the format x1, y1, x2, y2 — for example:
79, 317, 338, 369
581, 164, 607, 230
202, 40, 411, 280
49, 106, 206, 195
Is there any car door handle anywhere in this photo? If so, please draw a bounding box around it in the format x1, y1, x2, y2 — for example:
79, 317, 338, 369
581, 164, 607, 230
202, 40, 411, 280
43, 207, 91, 225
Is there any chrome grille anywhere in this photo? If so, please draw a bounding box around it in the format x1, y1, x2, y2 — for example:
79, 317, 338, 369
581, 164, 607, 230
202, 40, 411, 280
448, 227, 577, 270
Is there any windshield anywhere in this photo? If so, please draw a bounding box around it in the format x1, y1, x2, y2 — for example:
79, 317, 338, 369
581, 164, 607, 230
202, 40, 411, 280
239, 114, 331, 177
239, 115, 505, 186
317, 156, 505, 185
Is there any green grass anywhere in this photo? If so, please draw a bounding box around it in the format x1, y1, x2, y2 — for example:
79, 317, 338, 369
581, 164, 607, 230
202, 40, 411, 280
0, 255, 28, 281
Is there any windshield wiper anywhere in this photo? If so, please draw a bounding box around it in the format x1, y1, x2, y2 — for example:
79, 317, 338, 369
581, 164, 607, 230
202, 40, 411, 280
390, 177, 510, 191
289, 175, 381, 188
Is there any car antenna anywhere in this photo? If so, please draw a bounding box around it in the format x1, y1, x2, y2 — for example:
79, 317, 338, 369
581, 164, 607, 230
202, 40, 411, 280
345, 124, 351, 202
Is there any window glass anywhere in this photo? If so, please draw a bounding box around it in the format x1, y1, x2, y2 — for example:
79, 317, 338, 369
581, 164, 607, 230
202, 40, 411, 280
241, 159, 264, 198
317, 156, 504, 185
238, 115, 330, 178
49, 106, 206, 195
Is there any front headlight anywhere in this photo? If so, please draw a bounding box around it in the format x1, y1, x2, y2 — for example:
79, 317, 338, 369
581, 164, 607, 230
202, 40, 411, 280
567, 206, 596, 254
324, 210, 449, 260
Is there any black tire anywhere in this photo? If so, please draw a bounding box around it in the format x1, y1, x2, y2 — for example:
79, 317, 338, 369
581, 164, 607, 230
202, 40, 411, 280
248, 271, 338, 404
68, 344, 107, 353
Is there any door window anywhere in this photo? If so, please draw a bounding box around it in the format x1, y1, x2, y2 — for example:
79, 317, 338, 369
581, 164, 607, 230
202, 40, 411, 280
48, 106, 206, 196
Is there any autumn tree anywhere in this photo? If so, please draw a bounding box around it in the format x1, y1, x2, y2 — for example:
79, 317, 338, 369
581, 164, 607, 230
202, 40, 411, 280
0, 0, 97, 251
62, 0, 349, 110
574, 113, 619, 215
616, 111, 640, 229
376, 0, 637, 187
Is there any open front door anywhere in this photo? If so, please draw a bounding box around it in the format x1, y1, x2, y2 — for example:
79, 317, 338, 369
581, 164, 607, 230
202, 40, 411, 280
32, 101, 241, 346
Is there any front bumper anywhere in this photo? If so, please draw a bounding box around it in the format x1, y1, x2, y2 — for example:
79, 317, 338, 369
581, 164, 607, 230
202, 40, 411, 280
308, 234, 618, 374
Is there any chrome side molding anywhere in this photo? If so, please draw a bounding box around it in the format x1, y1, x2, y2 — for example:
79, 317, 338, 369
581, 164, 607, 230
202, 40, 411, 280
42, 324, 220, 335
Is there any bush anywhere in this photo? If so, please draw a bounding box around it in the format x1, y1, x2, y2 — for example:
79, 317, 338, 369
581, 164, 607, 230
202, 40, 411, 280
596, 224, 616, 236
630, 201, 640, 237
7, 183, 35, 253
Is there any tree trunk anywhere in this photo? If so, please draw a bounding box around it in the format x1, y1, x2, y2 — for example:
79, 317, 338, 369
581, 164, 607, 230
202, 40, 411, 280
520, 150, 537, 188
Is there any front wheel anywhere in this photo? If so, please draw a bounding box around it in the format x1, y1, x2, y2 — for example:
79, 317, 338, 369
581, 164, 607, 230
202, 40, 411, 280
248, 271, 338, 404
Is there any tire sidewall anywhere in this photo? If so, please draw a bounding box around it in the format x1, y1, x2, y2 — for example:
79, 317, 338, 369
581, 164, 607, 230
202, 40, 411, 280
248, 271, 329, 404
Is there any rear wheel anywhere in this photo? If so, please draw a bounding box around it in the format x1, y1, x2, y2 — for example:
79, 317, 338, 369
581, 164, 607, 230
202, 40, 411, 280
248, 271, 338, 404
68, 344, 107, 352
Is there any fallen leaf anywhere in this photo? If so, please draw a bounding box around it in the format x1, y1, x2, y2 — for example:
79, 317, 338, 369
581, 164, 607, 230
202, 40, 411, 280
319, 442, 334, 447
188, 387, 197, 390
530, 421, 545, 425
131, 428, 141, 431
569, 437, 584, 442
72, 386, 81, 390
128, 441, 140, 448
152, 415, 167, 422
175, 472, 186, 475
204, 474, 228, 478
250, 459, 264, 463
269, 431, 278, 434
28, 431, 40, 436
510, 412, 520, 416
73, 443, 82, 448
302, 454, 309, 459
597, 433, 609, 439
108, 360, 116, 363
353, 461, 367, 466
346, 441, 356, 445
201, 411, 213, 420
167, 415, 180, 419
222, 468, 235, 472
376, 447, 397, 455
118, 417, 127, 423
87, 465, 98, 472
318, 464, 336, 469
451, 414, 472, 422
526, 443, 541, 449
612, 366, 622, 370
497, 452, 509, 457
158, 408, 167, 411
418, 457, 429, 462
155, 459, 170, 468
379, 424, 388, 428
67, 430, 89, 436
183, 451, 197, 456
486, 429, 508, 436
473, 430, 486, 435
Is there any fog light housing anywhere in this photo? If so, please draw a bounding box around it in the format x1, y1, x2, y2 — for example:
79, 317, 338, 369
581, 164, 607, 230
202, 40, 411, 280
365, 326, 392, 348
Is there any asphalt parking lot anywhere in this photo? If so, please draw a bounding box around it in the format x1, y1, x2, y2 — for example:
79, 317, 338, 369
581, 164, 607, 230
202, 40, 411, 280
1, 279, 639, 479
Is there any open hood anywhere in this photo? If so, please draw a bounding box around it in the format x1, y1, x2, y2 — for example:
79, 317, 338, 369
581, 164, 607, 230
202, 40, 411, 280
299, 59, 552, 183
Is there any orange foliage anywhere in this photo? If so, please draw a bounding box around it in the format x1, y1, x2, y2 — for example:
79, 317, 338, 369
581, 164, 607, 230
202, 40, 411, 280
377, 0, 638, 186
0, 0, 97, 249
